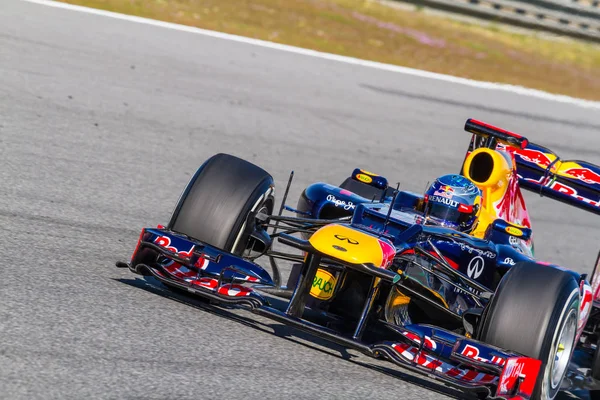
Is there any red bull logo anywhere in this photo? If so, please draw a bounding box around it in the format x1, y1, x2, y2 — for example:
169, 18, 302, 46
513, 149, 553, 168
562, 167, 600, 186
499, 143, 600, 186
497, 144, 555, 168
523, 177, 600, 209
434, 185, 454, 198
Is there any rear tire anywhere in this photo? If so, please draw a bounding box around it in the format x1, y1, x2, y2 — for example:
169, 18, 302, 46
478, 262, 579, 400
168, 153, 274, 255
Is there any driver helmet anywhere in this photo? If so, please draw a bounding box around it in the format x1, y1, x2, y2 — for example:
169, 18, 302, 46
423, 174, 482, 233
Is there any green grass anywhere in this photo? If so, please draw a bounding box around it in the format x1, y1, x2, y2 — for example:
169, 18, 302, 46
57, 0, 600, 100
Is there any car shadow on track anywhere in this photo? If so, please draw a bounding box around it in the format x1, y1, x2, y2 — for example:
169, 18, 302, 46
116, 276, 474, 400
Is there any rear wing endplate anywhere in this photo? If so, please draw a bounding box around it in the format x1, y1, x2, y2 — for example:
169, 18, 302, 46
463, 118, 600, 216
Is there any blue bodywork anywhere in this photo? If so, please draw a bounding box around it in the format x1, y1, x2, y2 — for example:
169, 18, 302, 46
298, 182, 536, 290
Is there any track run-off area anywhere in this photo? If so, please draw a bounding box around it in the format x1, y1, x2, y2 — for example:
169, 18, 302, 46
1, 0, 600, 399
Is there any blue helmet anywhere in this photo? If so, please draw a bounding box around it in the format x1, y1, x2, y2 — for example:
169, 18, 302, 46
423, 174, 482, 233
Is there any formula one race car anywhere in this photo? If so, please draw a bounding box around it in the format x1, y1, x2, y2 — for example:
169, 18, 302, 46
117, 119, 600, 400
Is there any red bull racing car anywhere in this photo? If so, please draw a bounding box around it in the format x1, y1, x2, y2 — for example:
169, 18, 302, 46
117, 119, 600, 400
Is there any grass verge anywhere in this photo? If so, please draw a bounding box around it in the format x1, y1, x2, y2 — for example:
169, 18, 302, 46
57, 0, 600, 101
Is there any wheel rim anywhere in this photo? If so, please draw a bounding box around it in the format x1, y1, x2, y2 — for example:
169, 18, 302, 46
231, 188, 273, 254
549, 308, 578, 390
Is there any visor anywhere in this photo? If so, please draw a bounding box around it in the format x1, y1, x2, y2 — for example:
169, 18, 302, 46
424, 203, 462, 229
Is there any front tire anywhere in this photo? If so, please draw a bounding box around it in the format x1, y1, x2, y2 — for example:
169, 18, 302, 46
168, 153, 274, 255
478, 262, 579, 400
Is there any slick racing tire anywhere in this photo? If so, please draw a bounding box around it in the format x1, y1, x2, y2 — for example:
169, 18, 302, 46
168, 153, 274, 255
478, 262, 580, 400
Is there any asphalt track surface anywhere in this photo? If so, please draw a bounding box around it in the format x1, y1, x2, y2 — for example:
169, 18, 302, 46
1, 1, 600, 399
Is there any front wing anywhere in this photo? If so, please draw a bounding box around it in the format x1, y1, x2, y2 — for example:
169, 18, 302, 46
119, 227, 542, 400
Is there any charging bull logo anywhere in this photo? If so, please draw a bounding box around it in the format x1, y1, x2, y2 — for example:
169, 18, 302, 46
434, 185, 455, 198
499, 146, 600, 187
562, 167, 600, 186
497, 144, 555, 169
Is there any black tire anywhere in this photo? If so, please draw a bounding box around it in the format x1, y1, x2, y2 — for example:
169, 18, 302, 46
168, 153, 274, 255
478, 262, 580, 400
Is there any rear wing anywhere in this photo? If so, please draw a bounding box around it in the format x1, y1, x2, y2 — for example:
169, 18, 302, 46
463, 119, 600, 216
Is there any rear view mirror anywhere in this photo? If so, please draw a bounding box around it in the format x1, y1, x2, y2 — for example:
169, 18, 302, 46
485, 219, 532, 242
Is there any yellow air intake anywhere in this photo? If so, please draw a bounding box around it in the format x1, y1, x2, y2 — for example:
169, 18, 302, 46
462, 148, 512, 236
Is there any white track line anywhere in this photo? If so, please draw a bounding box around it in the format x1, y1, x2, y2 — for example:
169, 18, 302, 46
22, 0, 600, 110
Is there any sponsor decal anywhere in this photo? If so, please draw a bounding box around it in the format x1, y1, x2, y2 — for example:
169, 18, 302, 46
155, 236, 193, 256
517, 151, 553, 168
550, 181, 600, 208
498, 144, 554, 168
503, 257, 516, 266
434, 185, 455, 199
453, 285, 482, 296
429, 195, 459, 207
326, 194, 355, 210
356, 173, 373, 184
458, 243, 497, 259
458, 204, 473, 213
460, 345, 480, 359
497, 357, 541, 397
154, 236, 209, 269
509, 235, 519, 246
467, 256, 485, 279
334, 234, 359, 245
460, 344, 506, 366
310, 269, 337, 300
522, 176, 600, 209
563, 167, 600, 186
433, 190, 451, 198
505, 226, 523, 237
499, 359, 525, 394
332, 245, 347, 252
